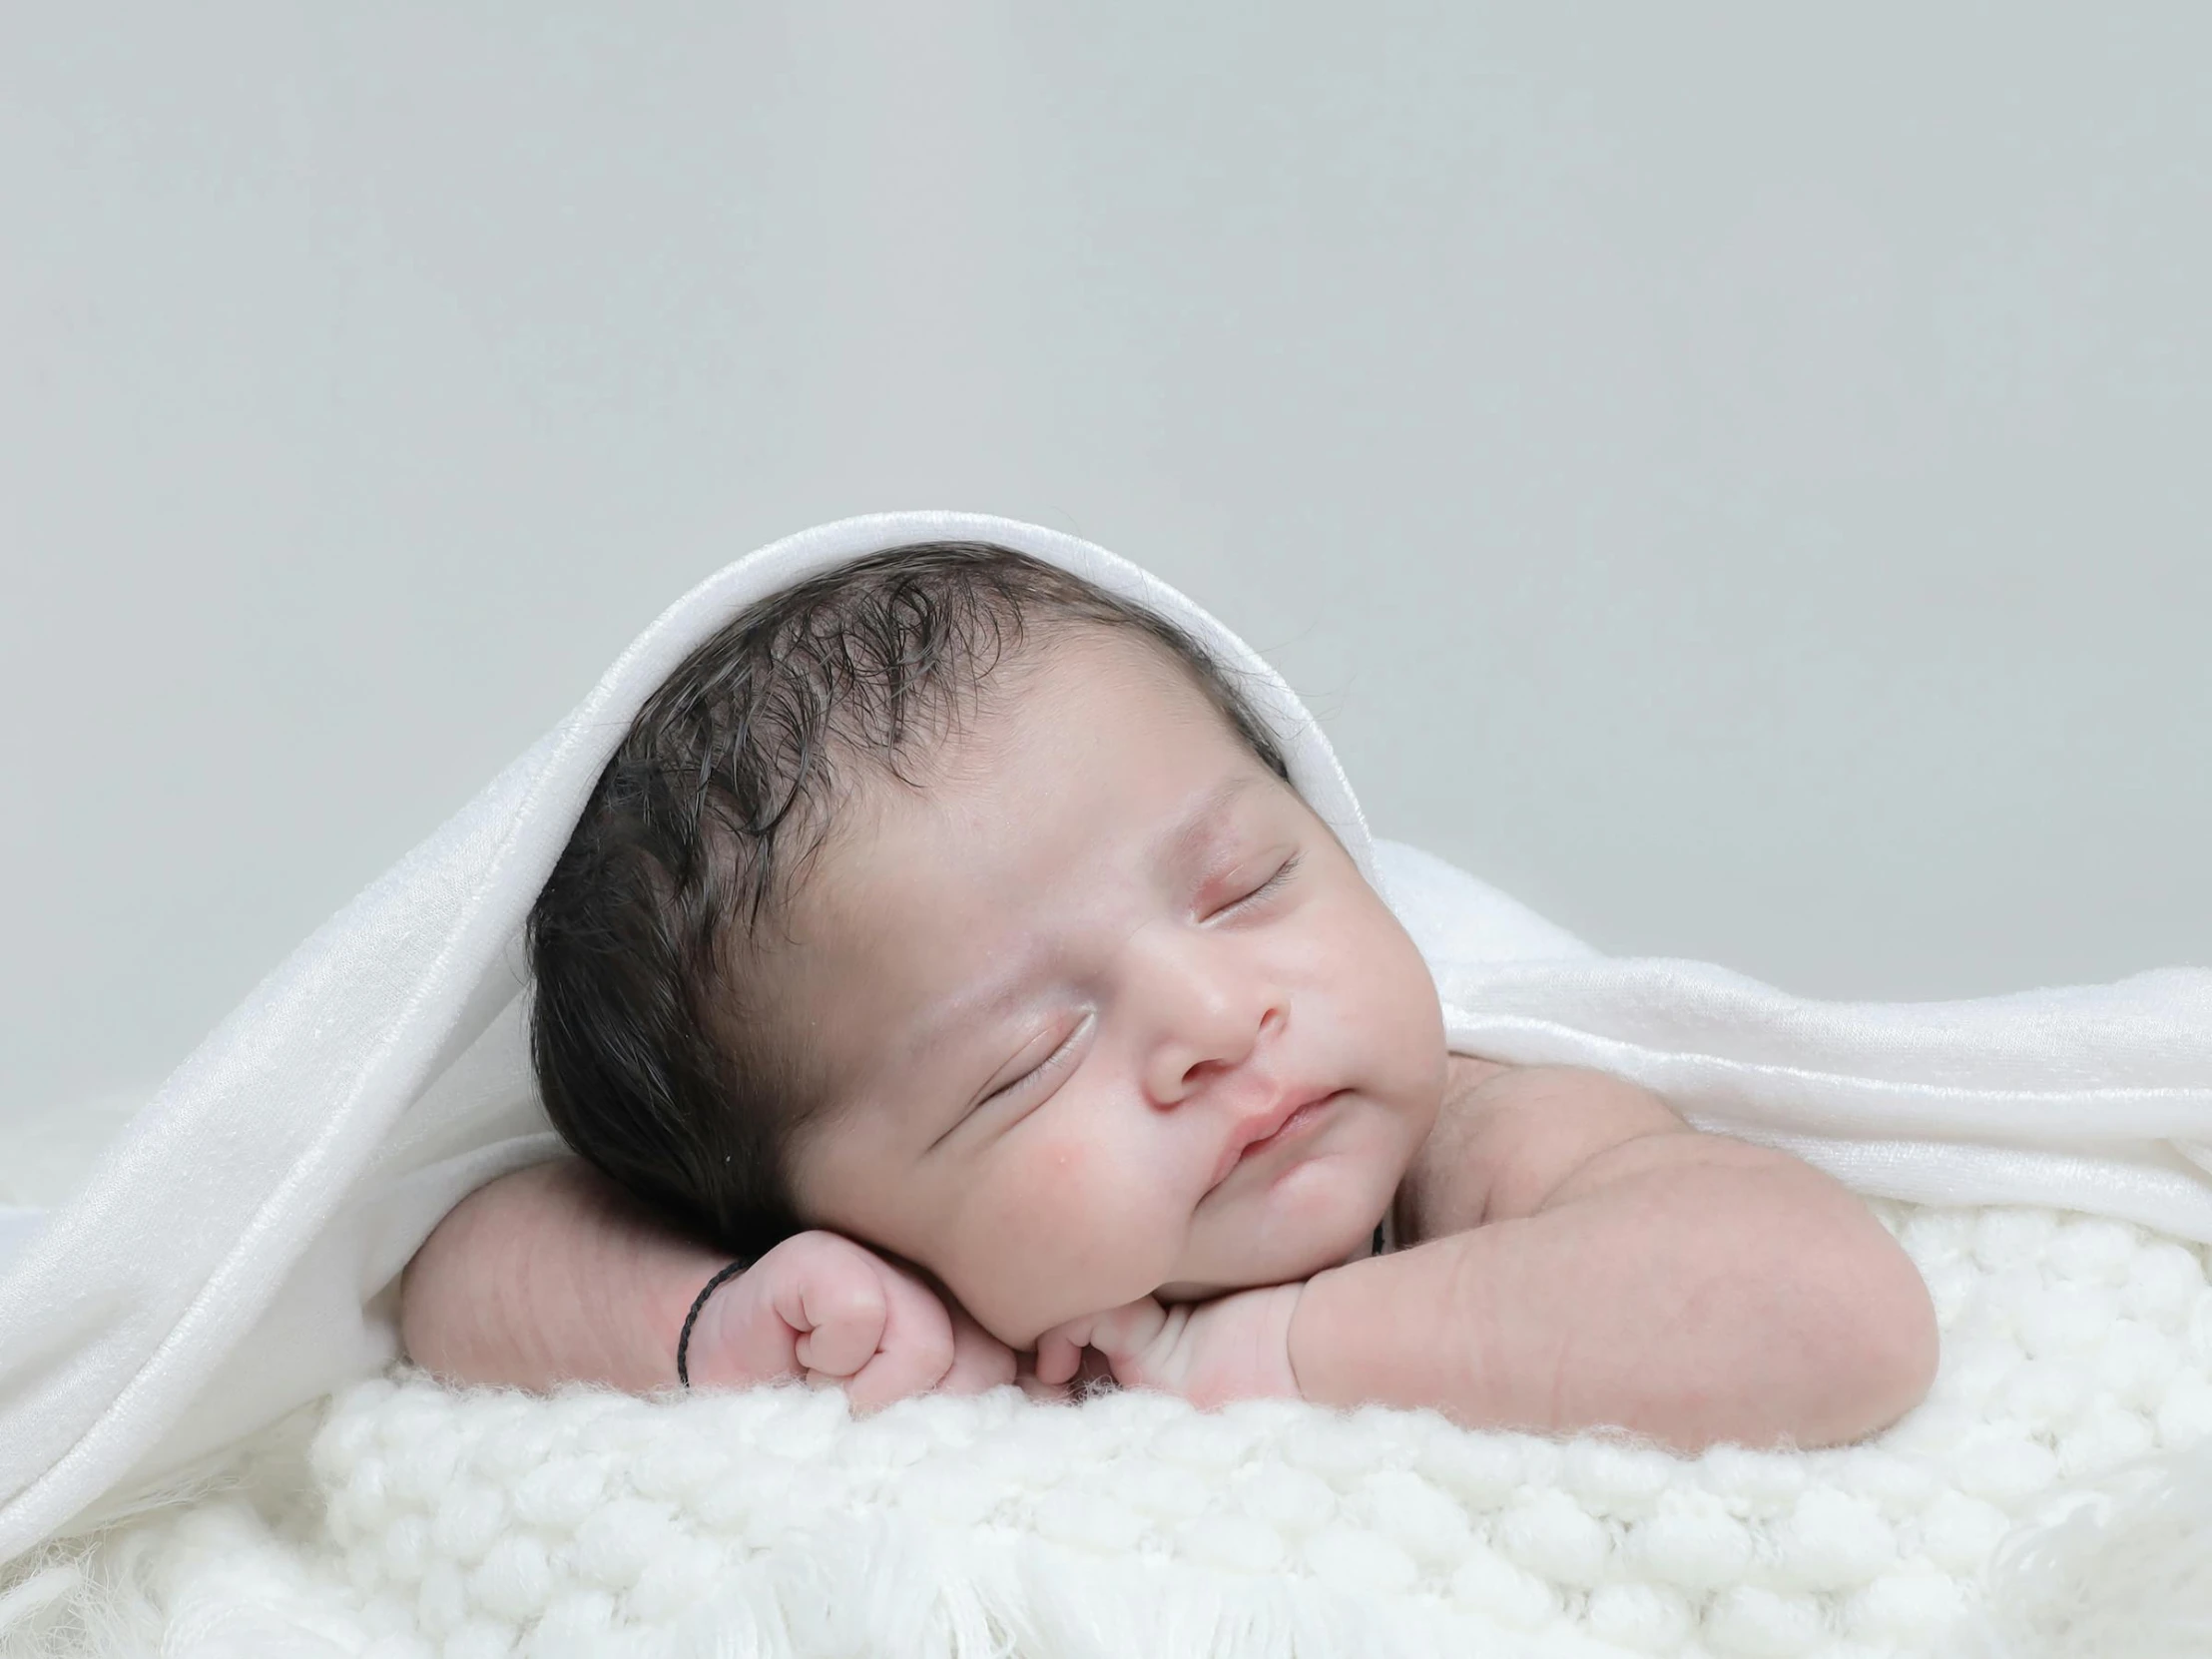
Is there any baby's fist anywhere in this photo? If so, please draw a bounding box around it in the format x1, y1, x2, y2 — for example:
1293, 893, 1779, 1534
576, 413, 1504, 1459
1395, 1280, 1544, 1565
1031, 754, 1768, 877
682, 1231, 1015, 1408
1034, 1283, 1305, 1409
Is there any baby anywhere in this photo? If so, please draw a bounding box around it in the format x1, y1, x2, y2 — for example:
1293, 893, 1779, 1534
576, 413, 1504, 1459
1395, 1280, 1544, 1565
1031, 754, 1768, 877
400, 543, 1937, 1450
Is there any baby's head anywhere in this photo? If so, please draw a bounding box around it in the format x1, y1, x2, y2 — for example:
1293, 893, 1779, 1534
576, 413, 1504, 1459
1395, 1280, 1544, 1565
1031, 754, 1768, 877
529, 544, 1446, 1346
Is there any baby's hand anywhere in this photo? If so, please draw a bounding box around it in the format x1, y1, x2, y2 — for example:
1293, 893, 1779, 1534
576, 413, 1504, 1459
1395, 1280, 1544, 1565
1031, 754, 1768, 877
685, 1231, 1018, 1409
1034, 1283, 1306, 1409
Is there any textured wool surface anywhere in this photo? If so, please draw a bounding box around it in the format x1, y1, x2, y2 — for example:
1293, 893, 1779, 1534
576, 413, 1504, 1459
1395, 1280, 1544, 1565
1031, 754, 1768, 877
8, 1198, 2212, 1659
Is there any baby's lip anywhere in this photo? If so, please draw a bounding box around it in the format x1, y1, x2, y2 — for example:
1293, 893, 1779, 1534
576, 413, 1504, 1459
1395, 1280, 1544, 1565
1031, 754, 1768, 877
1206, 1088, 1343, 1192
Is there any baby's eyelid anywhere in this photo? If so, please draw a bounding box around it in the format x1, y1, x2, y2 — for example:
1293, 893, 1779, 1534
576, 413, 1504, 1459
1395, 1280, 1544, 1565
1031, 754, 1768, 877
980, 1017, 1087, 1105
1208, 849, 1302, 918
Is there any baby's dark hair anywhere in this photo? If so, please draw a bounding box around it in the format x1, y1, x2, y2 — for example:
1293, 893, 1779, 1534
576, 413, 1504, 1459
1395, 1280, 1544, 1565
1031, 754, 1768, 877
526, 542, 1293, 1259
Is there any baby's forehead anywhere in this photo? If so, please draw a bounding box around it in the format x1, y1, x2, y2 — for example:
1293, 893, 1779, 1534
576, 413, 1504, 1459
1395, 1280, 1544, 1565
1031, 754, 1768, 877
809, 624, 1253, 814
842, 649, 1265, 858
778, 651, 1287, 1003
982, 622, 1242, 728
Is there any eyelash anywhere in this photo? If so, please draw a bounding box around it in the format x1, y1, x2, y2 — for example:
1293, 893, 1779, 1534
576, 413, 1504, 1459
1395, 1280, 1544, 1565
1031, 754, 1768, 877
1212, 850, 1301, 919
983, 1019, 1086, 1105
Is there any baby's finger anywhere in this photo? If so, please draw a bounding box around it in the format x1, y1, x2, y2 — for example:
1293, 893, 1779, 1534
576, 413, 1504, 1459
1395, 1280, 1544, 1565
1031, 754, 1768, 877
1068, 1300, 1171, 1382
1032, 1320, 1092, 1388
1017, 1367, 1074, 1402
683, 1269, 803, 1388
783, 1270, 890, 1381
842, 1271, 956, 1410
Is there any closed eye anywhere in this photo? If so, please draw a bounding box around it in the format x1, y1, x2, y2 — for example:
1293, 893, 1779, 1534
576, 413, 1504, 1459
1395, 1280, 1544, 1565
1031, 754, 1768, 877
979, 1015, 1090, 1108
929, 1020, 1086, 1154
1207, 850, 1302, 921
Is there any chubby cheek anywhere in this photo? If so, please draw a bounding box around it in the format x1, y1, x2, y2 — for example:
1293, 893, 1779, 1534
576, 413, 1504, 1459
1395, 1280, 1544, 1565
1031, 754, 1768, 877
941, 1126, 1181, 1347
1336, 901, 1448, 1092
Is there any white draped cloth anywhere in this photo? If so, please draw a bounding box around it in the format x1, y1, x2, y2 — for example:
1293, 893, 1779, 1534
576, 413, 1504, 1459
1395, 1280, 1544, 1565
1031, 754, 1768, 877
4, 511, 2209, 1569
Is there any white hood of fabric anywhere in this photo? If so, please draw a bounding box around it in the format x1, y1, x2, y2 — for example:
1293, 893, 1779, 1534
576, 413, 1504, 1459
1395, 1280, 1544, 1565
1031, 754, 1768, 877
4, 511, 2208, 1565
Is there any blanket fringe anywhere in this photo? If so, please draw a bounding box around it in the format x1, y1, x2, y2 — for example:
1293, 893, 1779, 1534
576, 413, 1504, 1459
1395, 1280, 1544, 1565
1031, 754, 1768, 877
655, 1512, 1585, 1659
14, 1477, 2212, 1659
4, 1499, 1598, 1659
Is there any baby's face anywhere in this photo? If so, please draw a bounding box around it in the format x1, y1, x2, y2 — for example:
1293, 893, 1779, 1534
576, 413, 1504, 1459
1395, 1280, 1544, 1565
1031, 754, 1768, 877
780, 630, 1447, 1348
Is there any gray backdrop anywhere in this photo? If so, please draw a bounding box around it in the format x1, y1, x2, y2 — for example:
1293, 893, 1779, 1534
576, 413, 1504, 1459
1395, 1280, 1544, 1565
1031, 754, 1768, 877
5, 4, 2208, 1117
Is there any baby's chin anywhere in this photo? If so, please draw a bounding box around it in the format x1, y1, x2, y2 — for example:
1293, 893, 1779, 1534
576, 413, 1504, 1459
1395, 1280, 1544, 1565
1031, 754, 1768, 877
1188, 1134, 1407, 1290
982, 1143, 1411, 1340
978, 1227, 1363, 1348
1153, 1191, 1389, 1305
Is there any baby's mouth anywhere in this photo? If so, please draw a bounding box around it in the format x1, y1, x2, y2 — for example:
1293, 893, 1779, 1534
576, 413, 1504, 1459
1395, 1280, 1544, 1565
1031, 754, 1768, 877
1206, 1089, 1346, 1191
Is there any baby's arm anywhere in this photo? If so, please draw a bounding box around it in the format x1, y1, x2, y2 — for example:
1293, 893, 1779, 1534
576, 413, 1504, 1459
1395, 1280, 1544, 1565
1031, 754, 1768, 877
1289, 1063, 1939, 1449
1049, 1063, 1938, 1451
400, 1159, 1015, 1403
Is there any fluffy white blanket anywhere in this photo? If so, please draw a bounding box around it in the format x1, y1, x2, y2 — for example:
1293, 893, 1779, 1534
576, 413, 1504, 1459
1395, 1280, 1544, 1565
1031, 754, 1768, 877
6, 1198, 2212, 1657
232, 1201, 2212, 1658
4, 512, 2210, 1655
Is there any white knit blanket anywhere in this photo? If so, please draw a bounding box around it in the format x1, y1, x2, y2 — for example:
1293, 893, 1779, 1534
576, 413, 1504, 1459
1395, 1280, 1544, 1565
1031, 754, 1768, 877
10, 1198, 2209, 1659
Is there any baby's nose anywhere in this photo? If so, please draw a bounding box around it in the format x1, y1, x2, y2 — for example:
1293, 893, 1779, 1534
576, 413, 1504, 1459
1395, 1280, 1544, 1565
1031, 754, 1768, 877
1145, 997, 1284, 1107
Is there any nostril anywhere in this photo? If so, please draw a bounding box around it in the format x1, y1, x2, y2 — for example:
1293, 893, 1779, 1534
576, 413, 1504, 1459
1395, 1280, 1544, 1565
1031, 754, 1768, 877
1179, 1056, 1229, 1093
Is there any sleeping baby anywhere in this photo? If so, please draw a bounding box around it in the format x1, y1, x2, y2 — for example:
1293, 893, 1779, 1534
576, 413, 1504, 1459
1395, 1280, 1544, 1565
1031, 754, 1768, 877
398, 543, 1937, 1451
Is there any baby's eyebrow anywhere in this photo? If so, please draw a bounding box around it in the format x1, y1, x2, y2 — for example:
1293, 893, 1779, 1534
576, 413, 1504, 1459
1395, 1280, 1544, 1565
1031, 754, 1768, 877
1152, 775, 1260, 876
913, 959, 1034, 1045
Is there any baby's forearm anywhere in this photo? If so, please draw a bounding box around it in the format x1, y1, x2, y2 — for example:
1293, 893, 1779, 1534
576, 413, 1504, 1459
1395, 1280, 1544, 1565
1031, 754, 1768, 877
400, 1159, 726, 1392
1288, 1134, 1937, 1451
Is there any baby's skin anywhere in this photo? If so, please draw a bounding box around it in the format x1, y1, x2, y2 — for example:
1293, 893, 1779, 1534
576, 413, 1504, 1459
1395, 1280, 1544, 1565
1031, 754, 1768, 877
403, 632, 1938, 1451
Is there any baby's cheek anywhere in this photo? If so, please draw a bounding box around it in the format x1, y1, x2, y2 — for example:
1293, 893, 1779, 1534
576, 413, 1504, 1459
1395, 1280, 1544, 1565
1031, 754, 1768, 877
955, 1133, 1164, 1340
997, 1131, 1109, 1248
938, 1141, 1083, 1318
1028, 1129, 1089, 1183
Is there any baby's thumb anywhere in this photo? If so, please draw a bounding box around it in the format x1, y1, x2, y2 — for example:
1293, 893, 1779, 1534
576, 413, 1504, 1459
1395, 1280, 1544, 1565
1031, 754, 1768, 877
1032, 1319, 1092, 1388
680, 1266, 801, 1389
1034, 1299, 1168, 1387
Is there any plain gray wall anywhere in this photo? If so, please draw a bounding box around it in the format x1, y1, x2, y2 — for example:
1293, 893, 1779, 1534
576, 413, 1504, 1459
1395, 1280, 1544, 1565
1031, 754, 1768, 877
4, 3, 2207, 1117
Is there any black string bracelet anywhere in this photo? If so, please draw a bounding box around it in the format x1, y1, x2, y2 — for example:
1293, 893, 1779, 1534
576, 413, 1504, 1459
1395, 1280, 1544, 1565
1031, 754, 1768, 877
676, 1261, 749, 1388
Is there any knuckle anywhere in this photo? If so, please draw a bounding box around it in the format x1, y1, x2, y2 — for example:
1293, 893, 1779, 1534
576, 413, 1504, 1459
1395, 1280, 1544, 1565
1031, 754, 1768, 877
779, 1230, 837, 1265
